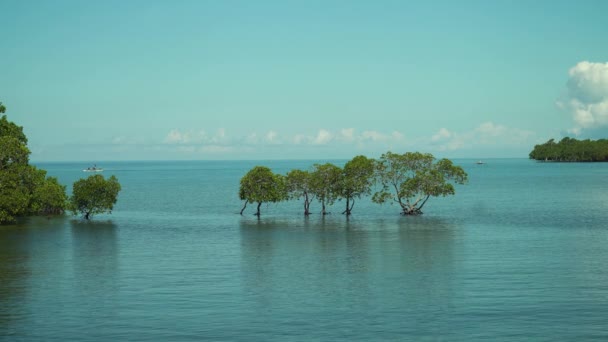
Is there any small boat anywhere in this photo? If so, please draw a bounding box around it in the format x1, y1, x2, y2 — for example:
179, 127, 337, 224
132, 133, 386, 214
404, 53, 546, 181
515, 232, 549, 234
83, 165, 103, 172
475, 160, 485, 165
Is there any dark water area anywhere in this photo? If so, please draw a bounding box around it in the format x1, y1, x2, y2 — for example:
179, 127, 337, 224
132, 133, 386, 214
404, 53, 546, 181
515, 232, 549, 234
1, 159, 608, 340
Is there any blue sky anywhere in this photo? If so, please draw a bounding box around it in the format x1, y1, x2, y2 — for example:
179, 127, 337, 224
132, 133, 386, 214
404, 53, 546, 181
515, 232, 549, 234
1, 0, 608, 161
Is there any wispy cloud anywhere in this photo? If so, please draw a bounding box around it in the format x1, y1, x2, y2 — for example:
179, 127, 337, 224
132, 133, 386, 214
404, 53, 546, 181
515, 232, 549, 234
160, 127, 406, 155
430, 122, 534, 152
338, 128, 355, 142
164, 128, 227, 145
431, 128, 451, 142
265, 130, 281, 144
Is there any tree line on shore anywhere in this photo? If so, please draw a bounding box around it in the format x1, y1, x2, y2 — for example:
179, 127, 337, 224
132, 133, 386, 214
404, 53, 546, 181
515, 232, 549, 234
0, 102, 121, 224
238, 152, 468, 217
529, 137, 608, 162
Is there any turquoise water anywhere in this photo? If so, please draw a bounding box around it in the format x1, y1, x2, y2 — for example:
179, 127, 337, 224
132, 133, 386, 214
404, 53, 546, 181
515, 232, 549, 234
1, 159, 608, 340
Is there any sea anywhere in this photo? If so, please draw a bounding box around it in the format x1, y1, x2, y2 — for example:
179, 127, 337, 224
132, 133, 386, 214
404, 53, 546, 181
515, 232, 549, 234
1, 159, 608, 341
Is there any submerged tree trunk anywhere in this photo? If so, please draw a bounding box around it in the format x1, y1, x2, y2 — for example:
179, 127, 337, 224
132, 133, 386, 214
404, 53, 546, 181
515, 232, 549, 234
342, 197, 355, 216
84, 211, 90, 220
400, 202, 423, 215
343, 197, 350, 215
401, 207, 423, 215
321, 200, 327, 215
255, 202, 262, 217
303, 192, 310, 216
399, 195, 431, 216
239, 200, 249, 215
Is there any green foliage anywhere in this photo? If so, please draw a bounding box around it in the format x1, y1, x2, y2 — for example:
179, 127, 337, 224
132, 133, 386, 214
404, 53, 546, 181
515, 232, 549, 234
237, 152, 468, 219
373, 151, 468, 215
286, 169, 314, 215
0, 165, 31, 223
310, 163, 342, 215
0, 114, 28, 145
338, 155, 375, 215
239, 166, 287, 216
529, 137, 608, 162
0, 104, 67, 224
31, 176, 68, 215
69, 174, 121, 220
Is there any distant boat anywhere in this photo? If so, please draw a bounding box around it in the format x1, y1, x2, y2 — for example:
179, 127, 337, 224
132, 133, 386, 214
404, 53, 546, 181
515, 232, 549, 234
83, 165, 103, 172
475, 160, 485, 165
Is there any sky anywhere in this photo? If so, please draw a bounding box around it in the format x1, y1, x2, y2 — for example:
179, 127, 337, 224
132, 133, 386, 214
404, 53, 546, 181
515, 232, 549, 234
1, 0, 608, 161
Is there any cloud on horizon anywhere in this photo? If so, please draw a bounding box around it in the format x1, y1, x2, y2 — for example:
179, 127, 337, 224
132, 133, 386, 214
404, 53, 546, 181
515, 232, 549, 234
161, 128, 407, 155
160, 124, 535, 158
29, 123, 537, 161
430, 122, 535, 152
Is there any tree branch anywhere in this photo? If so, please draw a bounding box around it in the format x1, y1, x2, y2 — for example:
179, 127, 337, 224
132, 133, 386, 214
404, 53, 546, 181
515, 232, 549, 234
418, 194, 431, 211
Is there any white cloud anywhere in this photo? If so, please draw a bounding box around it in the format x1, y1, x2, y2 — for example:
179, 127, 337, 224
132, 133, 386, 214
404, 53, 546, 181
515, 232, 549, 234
162, 127, 407, 155
361, 130, 389, 142
265, 130, 281, 144
431, 127, 465, 151
560, 61, 608, 133
338, 128, 355, 142
313, 129, 333, 145
431, 128, 451, 142
164, 128, 230, 145
211, 128, 226, 143
475, 122, 506, 137
165, 129, 185, 144
391, 131, 404, 141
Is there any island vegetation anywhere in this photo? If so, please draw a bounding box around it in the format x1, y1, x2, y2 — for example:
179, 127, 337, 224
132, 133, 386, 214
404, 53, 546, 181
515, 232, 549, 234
0, 101, 121, 224
529, 137, 608, 162
238, 152, 468, 217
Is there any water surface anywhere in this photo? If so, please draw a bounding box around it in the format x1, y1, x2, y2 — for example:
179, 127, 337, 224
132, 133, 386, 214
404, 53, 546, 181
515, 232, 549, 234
1, 159, 608, 340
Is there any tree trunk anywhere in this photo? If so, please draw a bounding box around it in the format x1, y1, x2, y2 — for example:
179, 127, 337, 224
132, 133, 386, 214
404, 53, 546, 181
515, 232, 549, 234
239, 200, 249, 215
84, 211, 90, 220
304, 193, 310, 216
343, 197, 351, 216
321, 201, 327, 215
255, 202, 262, 217
401, 205, 423, 216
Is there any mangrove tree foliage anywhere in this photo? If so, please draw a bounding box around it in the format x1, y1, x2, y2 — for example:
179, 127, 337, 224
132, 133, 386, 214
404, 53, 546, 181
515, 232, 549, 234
372, 152, 468, 215
310, 163, 342, 215
238, 152, 468, 217
338, 155, 375, 216
69, 174, 122, 220
529, 137, 608, 162
286, 169, 315, 216
0, 102, 68, 223
239, 166, 287, 217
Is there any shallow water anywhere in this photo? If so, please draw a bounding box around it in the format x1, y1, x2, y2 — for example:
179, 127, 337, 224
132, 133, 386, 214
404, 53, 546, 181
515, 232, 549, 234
1, 159, 608, 340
